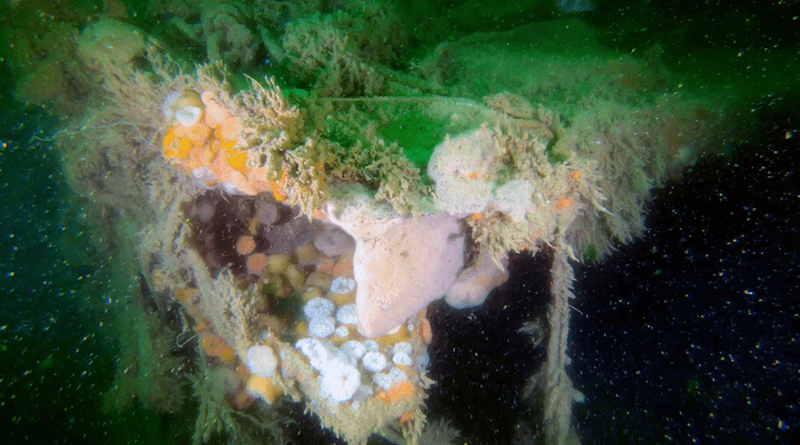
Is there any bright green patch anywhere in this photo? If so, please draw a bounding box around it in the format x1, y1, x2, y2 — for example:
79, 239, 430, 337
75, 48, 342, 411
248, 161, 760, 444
379, 109, 449, 170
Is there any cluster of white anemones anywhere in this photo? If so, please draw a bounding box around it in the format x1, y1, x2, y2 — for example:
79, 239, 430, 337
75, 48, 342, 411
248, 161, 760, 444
298, 299, 419, 402
296, 274, 424, 406
302, 275, 359, 340
295, 336, 414, 406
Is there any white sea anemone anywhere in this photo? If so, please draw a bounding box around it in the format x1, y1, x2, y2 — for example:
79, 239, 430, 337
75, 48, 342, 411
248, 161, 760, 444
392, 351, 413, 367
318, 361, 361, 404
303, 297, 335, 320
373, 366, 409, 391
392, 342, 412, 356
391, 342, 414, 367
174, 105, 203, 126
335, 304, 358, 325
296, 337, 355, 371
162, 89, 205, 126
362, 351, 388, 372
162, 90, 180, 121
330, 276, 356, 294
246, 345, 278, 378
308, 316, 336, 338
334, 325, 349, 339
295, 338, 334, 371
340, 340, 366, 360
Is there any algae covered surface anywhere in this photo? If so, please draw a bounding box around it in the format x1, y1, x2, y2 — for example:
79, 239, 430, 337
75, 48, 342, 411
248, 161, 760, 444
1, 1, 798, 445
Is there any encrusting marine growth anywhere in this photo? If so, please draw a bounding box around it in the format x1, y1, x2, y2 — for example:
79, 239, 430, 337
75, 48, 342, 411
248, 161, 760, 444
42, 9, 724, 445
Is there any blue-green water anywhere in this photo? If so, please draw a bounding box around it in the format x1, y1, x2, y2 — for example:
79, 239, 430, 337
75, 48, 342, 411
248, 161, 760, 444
0, 66, 109, 441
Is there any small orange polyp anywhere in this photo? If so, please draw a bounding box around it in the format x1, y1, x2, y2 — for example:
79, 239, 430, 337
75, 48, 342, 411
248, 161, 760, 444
230, 387, 254, 410
201, 333, 236, 363
246, 375, 284, 404
192, 316, 210, 333
185, 122, 211, 146
177, 137, 193, 159
235, 363, 251, 381
162, 128, 178, 157
417, 313, 432, 344
269, 182, 288, 202
163, 127, 194, 161
172, 287, 199, 305
162, 91, 281, 198
378, 380, 415, 404
226, 151, 249, 174
218, 117, 240, 140
554, 197, 572, 211
218, 136, 238, 153
332, 257, 354, 278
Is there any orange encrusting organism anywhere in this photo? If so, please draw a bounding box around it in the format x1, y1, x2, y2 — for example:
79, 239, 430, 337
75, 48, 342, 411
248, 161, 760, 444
226, 151, 249, 175
172, 287, 199, 306
172, 287, 210, 332
332, 257, 353, 278
235, 235, 256, 255
518, 230, 542, 252
201, 333, 237, 363
417, 312, 433, 344
268, 166, 289, 202
315, 256, 336, 275
161, 91, 287, 199
311, 208, 328, 221
246, 374, 284, 404
554, 197, 572, 211
377, 380, 416, 404
268, 181, 288, 202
